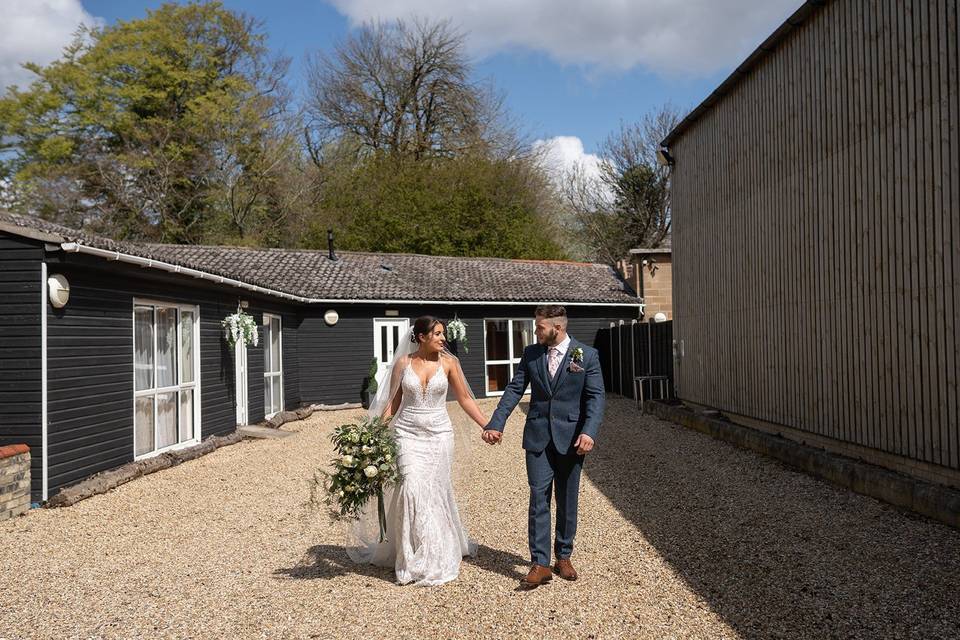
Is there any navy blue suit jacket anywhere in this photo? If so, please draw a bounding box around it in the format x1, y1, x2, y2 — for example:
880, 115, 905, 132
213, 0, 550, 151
487, 337, 605, 454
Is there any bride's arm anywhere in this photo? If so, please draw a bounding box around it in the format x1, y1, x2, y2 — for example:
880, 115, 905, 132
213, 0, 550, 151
445, 358, 488, 428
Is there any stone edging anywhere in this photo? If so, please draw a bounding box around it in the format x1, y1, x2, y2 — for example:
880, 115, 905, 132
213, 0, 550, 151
646, 400, 960, 530
263, 403, 362, 428
44, 403, 359, 509
46, 432, 244, 508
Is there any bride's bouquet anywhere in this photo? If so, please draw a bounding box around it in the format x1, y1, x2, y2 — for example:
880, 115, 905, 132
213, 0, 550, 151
311, 416, 401, 542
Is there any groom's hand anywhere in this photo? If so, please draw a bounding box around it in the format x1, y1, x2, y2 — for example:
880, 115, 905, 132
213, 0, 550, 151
574, 434, 594, 455
482, 429, 502, 445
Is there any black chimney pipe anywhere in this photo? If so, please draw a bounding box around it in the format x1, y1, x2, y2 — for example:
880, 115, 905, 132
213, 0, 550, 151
327, 228, 337, 261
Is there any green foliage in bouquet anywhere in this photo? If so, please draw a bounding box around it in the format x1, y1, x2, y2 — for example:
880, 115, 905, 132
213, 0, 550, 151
309, 415, 401, 541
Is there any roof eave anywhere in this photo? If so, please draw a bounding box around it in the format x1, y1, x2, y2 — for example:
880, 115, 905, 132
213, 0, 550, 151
661, 0, 828, 148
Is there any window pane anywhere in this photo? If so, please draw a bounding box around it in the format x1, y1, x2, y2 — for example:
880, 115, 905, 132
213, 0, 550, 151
134, 307, 154, 391
270, 318, 281, 372
263, 319, 271, 372
486, 364, 509, 392
512, 320, 534, 359
180, 310, 195, 384
485, 320, 509, 360
135, 396, 155, 457
156, 308, 177, 388
272, 376, 282, 414
264, 378, 273, 416
157, 392, 177, 449
179, 389, 193, 442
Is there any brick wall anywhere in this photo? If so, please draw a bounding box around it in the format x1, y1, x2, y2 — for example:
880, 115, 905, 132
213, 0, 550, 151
0, 444, 31, 521
637, 255, 673, 320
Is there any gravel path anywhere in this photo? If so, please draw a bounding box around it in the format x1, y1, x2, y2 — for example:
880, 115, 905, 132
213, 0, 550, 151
1, 397, 958, 639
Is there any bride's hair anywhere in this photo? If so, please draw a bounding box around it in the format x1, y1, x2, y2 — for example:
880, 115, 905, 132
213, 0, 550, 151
411, 315, 445, 344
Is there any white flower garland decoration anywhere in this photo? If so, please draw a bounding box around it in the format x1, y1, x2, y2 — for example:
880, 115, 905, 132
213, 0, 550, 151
222, 310, 259, 348
445, 318, 468, 353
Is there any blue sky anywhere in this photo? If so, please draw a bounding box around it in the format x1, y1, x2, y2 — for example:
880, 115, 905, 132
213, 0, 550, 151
2, 0, 801, 172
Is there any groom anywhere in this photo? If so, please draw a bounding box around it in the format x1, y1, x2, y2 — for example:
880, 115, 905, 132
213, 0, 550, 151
483, 305, 605, 587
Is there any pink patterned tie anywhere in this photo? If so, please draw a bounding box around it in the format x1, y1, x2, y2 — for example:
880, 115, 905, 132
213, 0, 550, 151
548, 347, 560, 378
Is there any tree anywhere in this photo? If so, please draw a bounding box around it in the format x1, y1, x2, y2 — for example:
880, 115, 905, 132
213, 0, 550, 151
304, 18, 519, 162
0, 1, 292, 243
303, 152, 568, 260
561, 104, 681, 264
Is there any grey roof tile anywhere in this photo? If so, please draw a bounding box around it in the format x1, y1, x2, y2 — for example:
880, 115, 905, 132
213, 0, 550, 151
0, 211, 638, 304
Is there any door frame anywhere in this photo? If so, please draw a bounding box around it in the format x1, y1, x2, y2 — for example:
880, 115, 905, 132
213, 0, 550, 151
372, 317, 411, 387
235, 338, 248, 425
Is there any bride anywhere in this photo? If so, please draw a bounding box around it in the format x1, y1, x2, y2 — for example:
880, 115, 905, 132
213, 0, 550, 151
347, 315, 489, 586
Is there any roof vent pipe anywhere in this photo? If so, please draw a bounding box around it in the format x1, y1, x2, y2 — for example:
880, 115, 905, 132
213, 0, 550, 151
327, 228, 337, 261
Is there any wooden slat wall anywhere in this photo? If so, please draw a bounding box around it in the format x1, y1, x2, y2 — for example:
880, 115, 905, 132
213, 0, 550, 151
0, 233, 43, 501
671, 0, 960, 472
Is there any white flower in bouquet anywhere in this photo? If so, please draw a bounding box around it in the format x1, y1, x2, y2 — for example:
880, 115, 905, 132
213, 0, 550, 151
310, 416, 402, 543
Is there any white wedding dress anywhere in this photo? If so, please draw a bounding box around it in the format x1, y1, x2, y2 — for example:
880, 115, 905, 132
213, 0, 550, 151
355, 360, 477, 586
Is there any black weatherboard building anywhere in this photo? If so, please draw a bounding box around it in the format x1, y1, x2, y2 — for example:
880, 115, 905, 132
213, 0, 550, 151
0, 211, 640, 504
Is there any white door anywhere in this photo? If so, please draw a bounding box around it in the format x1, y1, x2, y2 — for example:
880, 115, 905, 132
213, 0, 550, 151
235, 339, 248, 425
373, 318, 410, 387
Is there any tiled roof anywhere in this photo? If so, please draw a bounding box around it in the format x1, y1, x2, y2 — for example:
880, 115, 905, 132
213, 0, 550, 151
0, 211, 639, 304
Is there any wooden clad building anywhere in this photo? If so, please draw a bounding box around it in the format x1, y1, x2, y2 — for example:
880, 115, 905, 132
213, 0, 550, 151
662, 0, 959, 489
0, 212, 640, 503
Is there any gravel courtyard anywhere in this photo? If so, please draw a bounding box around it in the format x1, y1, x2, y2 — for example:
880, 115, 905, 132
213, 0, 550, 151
1, 396, 959, 639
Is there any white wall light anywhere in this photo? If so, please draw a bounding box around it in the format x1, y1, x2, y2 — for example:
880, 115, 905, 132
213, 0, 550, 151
323, 309, 339, 326
47, 274, 70, 308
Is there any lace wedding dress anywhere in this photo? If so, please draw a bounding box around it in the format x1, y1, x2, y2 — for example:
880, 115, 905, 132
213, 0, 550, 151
353, 360, 477, 586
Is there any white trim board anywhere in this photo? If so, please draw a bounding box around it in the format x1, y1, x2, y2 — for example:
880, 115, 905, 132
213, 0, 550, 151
40, 261, 48, 502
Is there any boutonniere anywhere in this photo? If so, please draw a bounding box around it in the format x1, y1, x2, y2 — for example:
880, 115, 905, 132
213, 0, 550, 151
568, 347, 585, 373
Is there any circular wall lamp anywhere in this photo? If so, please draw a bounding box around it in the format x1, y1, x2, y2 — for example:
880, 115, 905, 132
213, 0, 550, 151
323, 309, 339, 326
47, 274, 70, 308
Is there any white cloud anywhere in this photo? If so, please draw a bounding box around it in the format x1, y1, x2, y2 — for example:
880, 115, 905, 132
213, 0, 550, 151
327, 0, 801, 76
532, 136, 603, 186
0, 0, 101, 90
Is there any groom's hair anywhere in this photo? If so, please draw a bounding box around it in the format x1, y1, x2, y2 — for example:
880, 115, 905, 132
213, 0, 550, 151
535, 305, 567, 327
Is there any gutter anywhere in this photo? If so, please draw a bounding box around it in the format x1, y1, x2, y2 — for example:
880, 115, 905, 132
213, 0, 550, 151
58, 242, 644, 308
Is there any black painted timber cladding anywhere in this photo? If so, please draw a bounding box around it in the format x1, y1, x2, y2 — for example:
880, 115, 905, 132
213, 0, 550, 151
0, 232, 43, 502
42, 251, 303, 497
298, 303, 636, 406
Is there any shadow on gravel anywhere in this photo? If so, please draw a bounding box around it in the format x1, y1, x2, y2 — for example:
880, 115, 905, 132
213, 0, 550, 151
274, 544, 395, 583
583, 398, 960, 639
276, 543, 529, 584
463, 544, 530, 581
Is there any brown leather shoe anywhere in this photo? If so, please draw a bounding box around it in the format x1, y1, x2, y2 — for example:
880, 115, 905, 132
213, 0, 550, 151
554, 558, 578, 581
521, 564, 553, 588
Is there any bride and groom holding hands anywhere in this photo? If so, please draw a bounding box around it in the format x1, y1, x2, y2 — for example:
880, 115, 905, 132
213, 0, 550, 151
351, 305, 605, 588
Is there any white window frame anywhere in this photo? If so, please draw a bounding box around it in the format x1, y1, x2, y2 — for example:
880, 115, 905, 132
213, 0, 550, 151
132, 298, 202, 461
263, 312, 284, 418
483, 317, 535, 397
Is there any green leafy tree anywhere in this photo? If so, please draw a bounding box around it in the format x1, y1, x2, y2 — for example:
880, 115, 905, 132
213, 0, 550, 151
0, 1, 291, 243
561, 104, 680, 264
305, 152, 567, 260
